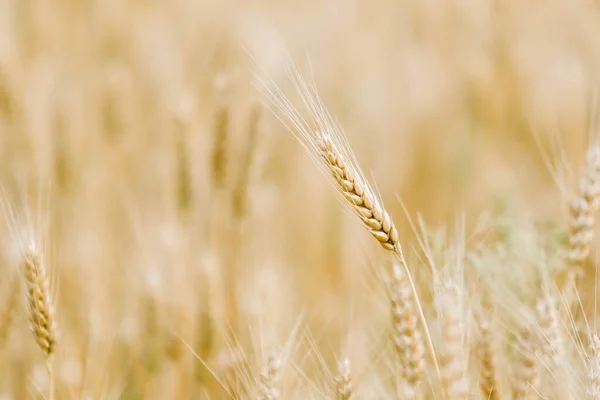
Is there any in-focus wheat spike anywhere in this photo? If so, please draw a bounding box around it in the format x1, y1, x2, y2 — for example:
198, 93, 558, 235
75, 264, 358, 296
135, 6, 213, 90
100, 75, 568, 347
588, 334, 600, 400
511, 328, 540, 400
256, 64, 440, 380
316, 134, 400, 252
258, 351, 281, 400
565, 144, 600, 282
475, 317, 501, 400
0, 275, 20, 350
335, 359, 354, 400
390, 260, 425, 387
21, 240, 57, 359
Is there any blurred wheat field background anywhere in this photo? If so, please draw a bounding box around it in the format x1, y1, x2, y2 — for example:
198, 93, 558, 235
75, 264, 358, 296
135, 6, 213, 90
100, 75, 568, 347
1, 0, 600, 399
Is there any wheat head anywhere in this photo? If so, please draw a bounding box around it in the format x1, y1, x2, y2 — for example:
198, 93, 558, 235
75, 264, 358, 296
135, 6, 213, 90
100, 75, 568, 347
21, 240, 57, 360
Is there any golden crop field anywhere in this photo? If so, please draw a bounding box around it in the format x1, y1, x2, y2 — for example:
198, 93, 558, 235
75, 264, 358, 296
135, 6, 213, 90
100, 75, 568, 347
0, 0, 600, 399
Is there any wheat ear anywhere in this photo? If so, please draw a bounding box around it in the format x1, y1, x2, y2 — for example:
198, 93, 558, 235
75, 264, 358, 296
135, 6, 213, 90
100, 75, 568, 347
564, 145, 600, 283
315, 133, 439, 379
534, 293, 563, 367
435, 282, 469, 400
390, 260, 425, 388
21, 240, 57, 360
335, 359, 354, 400
258, 351, 281, 400
256, 65, 439, 379
475, 317, 501, 400
511, 328, 540, 400
588, 334, 600, 400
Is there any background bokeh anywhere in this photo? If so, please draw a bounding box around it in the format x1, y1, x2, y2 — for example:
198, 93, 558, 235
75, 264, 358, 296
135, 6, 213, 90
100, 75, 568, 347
0, 0, 598, 398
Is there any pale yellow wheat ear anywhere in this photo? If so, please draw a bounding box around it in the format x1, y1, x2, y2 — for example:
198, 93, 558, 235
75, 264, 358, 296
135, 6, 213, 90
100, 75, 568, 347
511, 324, 541, 400
562, 144, 600, 286
475, 315, 501, 400
534, 291, 564, 368
588, 334, 600, 400
389, 259, 425, 395
432, 257, 470, 400
254, 59, 440, 380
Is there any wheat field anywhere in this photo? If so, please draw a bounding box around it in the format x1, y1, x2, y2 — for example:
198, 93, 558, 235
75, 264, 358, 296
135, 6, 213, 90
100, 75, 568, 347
1, 0, 600, 399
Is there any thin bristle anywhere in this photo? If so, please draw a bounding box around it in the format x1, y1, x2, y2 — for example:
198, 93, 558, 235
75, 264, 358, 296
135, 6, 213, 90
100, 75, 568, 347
21, 241, 57, 359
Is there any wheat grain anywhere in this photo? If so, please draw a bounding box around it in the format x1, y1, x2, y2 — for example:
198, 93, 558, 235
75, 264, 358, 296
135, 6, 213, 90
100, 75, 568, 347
20, 240, 57, 360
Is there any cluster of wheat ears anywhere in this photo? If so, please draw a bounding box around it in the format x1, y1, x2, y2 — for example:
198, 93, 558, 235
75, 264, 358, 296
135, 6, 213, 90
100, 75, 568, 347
0, 52, 599, 400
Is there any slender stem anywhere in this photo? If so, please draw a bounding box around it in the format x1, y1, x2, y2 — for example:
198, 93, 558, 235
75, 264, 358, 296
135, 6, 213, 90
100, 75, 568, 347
47, 360, 55, 400
393, 251, 441, 383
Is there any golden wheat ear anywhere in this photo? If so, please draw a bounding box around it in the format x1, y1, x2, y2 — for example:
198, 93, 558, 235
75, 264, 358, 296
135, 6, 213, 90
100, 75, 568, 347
254, 60, 440, 381
20, 239, 57, 360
